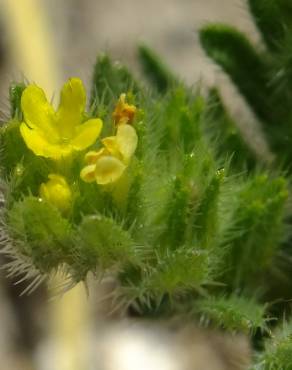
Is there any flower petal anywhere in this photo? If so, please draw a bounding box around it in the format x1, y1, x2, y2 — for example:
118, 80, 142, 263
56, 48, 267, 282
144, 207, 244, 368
20, 123, 71, 159
102, 136, 122, 159
56, 78, 86, 137
116, 124, 138, 162
113, 93, 137, 125
85, 148, 106, 164
21, 85, 59, 142
80, 164, 97, 183
71, 118, 103, 151
95, 156, 126, 185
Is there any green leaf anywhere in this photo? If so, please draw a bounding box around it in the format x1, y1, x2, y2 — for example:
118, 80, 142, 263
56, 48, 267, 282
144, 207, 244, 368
0, 120, 27, 177
9, 82, 26, 120
145, 247, 211, 297
138, 45, 177, 93
193, 168, 225, 248
256, 320, 292, 370
248, 0, 286, 51
206, 88, 257, 170
223, 175, 288, 288
200, 24, 273, 125
72, 215, 138, 280
90, 54, 140, 112
157, 176, 192, 250
8, 197, 72, 272
0, 120, 50, 198
195, 294, 268, 334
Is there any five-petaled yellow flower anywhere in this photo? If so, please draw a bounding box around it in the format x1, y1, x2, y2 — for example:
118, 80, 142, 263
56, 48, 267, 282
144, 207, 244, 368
20, 78, 103, 159
80, 108, 138, 185
39, 174, 72, 214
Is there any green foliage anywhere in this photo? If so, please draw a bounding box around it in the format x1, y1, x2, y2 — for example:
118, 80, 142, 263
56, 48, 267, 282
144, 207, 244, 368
3, 67, 287, 300
193, 168, 225, 248
195, 295, 268, 335
222, 175, 288, 288
144, 247, 211, 298
199, 0, 292, 166
9, 82, 26, 119
90, 54, 140, 114
253, 320, 292, 370
248, 0, 292, 52
200, 24, 272, 126
138, 45, 177, 93
197, 4, 292, 366
0, 120, 27, 176
8, 197, 71, 272
71, 214, 139, 280
1, 51, 292, 369
0, 121, 53, 205
138, 47, 257, 171
205, 88, 258, 170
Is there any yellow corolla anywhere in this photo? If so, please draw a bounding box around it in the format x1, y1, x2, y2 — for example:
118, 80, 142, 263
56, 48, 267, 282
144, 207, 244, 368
39, 174, 72, 213
112, 93, 137, 125
20, 78, 103, 159
80, 124, 138, 185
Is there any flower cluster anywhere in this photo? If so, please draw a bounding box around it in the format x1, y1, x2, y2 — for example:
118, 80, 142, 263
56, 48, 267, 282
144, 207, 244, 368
80, 94, 138, 185
19, 78, 138, 213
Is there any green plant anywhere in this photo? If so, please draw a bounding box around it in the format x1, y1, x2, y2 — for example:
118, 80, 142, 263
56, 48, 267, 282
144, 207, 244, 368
196, 1, 292, 367
0, 20, 291, 367
199, 0, 292, 168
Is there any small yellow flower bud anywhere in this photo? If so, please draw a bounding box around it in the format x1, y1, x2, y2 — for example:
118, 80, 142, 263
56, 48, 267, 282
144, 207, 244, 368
39, 174, 72, 214
112, 93, 137, 125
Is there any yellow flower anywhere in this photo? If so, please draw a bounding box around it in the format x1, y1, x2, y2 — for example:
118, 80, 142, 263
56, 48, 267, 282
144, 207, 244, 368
112, 93, 137, 125
39, 174, 72, 213
80, 124, 138, 185
20, 78, 103, 159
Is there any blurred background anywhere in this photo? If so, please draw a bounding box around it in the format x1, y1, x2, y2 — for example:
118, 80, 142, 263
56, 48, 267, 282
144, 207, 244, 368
0, 0, 260, 96
0, 1, 255, 369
